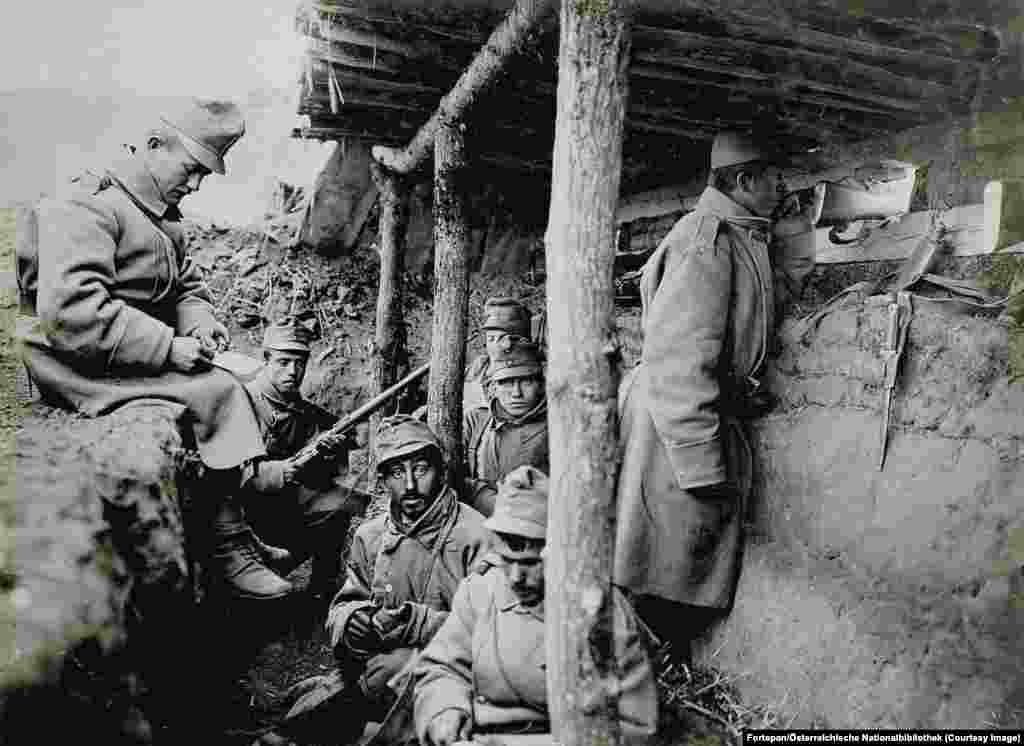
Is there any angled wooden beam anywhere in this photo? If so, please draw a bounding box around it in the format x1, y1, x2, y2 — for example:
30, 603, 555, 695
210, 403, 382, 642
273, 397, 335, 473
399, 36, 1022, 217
371, 0, 556, 174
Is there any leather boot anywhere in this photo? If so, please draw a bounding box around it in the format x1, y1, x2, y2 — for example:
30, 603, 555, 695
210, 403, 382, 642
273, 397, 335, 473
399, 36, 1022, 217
252, 534, 295, 577
207, 497, 293, 600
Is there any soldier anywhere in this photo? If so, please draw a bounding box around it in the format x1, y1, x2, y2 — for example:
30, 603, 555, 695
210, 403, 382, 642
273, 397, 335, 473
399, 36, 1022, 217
464, 296, 532, 410
276, 415, 488, 745
14, 97, 289, 599
414, 466, 658, 746
242, 320, 372, 601
614, 132, 825, 662
462, 341, 549, 517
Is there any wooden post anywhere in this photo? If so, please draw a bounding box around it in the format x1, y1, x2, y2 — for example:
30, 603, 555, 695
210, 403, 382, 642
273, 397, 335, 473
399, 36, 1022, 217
544, 2, 631, 746
369, 161, 410, 470
426, 121, 471, 480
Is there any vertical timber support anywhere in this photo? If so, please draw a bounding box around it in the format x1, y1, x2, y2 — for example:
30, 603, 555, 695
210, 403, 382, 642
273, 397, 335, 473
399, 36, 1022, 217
427, 121, 471, 478
544, 1, 631, 746
369, 161, 410, 470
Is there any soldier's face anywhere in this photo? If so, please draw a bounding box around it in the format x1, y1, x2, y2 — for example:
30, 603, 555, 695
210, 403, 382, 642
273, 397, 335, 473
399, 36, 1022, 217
742, 166, 786, 218
383, 452, 442, 521
494, 375, 543, 417
496, 536, 545, 606
265, 350, 308, 395
145, 135, 209, 206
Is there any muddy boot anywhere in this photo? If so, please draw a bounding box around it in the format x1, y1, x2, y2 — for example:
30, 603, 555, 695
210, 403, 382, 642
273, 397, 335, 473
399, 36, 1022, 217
207, 497, 293, 600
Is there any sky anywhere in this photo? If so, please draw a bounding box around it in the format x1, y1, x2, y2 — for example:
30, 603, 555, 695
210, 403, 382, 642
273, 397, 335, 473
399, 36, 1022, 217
0, 0, 332, 224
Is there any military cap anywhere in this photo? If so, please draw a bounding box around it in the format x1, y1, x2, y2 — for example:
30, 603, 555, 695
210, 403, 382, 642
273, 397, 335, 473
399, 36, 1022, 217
710, 131, 784, 171
482, 297, 531, 338
484, 465, 548, 540
489, 341, 543, 383
160, 98, 245, 175
262, 320, 314, 354
375, 415, 443, 470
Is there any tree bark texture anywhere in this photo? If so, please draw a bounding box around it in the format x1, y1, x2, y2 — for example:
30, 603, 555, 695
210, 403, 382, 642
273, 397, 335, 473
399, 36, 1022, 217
369, 162, 410, 471
426, 122, 471, 481
543, 2, 631, 746
370, 0, 555, 174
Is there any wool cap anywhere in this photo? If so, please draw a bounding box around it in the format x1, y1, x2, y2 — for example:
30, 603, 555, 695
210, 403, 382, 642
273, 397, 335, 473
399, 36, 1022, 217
710, 131, 782, 170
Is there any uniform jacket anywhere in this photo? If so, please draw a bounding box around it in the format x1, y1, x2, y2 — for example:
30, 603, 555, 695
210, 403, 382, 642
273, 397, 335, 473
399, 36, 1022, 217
15, 157, 264, 469
462, 399, 549, 516
245, 373, 341, 492
413, 567, 658, 743
613, 186, 813, 607
326, 486, 488, 691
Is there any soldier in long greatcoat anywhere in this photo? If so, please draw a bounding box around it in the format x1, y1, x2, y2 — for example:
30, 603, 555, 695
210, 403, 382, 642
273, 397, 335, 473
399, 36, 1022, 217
614, 132, 825, 661
15, 98, 289, 599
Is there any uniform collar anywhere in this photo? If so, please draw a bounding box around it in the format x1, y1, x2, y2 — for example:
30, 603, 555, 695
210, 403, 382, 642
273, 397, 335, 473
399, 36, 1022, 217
107, 155, 176, 220
497, 575, 545, 619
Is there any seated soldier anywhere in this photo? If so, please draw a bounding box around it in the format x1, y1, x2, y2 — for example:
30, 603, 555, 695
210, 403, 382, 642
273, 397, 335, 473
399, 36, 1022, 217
463, 341, 549, 517
276, 415, 489, 745
242, 319, 372, 602
413, 466, 658, 746
464, 297, 532, 411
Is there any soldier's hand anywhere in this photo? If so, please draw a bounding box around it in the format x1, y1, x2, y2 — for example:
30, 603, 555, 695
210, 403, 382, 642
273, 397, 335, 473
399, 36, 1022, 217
190, 320, 230, 353
427, 709, 471, 746
344, 607, 378, 651
372, 603, 411, 637
169, 336, 214, 373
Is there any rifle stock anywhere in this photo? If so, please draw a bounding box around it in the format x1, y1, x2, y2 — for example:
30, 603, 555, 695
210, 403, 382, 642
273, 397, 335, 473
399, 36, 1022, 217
291, 362, 430, 470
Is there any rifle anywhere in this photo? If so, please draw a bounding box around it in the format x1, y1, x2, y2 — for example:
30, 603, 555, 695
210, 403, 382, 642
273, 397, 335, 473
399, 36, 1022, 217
291, 362, 430, 475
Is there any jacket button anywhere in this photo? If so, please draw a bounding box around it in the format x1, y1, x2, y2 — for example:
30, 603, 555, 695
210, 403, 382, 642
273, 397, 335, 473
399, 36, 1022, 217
384, 584, 393, 593
476, 695, 487, 704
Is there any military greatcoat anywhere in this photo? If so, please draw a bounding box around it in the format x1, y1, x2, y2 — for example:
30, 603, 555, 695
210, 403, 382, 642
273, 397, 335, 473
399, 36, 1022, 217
15, 157, 264, 470
614, 186, 813, 609
413, 566, 658, 744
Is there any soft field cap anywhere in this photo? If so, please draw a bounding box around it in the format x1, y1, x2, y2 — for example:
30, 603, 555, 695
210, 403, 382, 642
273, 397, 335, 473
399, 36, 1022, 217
262, 320, 314, 354
375, 415, 443, 469
160, 98, 245, 175
489, 341, 543, 382
482, 297, 531, 337
484, 465, 549, 540
710, 131, 769, 170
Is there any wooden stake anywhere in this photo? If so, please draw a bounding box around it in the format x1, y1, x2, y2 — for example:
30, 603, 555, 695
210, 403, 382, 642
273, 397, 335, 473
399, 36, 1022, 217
368, 161, 410, 471
544, 2, 630, 746
426, 120, 470, 481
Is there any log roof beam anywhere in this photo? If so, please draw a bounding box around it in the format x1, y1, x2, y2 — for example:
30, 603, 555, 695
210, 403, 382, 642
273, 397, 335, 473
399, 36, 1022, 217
632, 25, 961, 101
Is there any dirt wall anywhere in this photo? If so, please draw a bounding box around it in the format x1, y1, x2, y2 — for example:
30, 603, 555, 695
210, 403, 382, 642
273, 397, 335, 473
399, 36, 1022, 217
696, 300, 1024, 728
